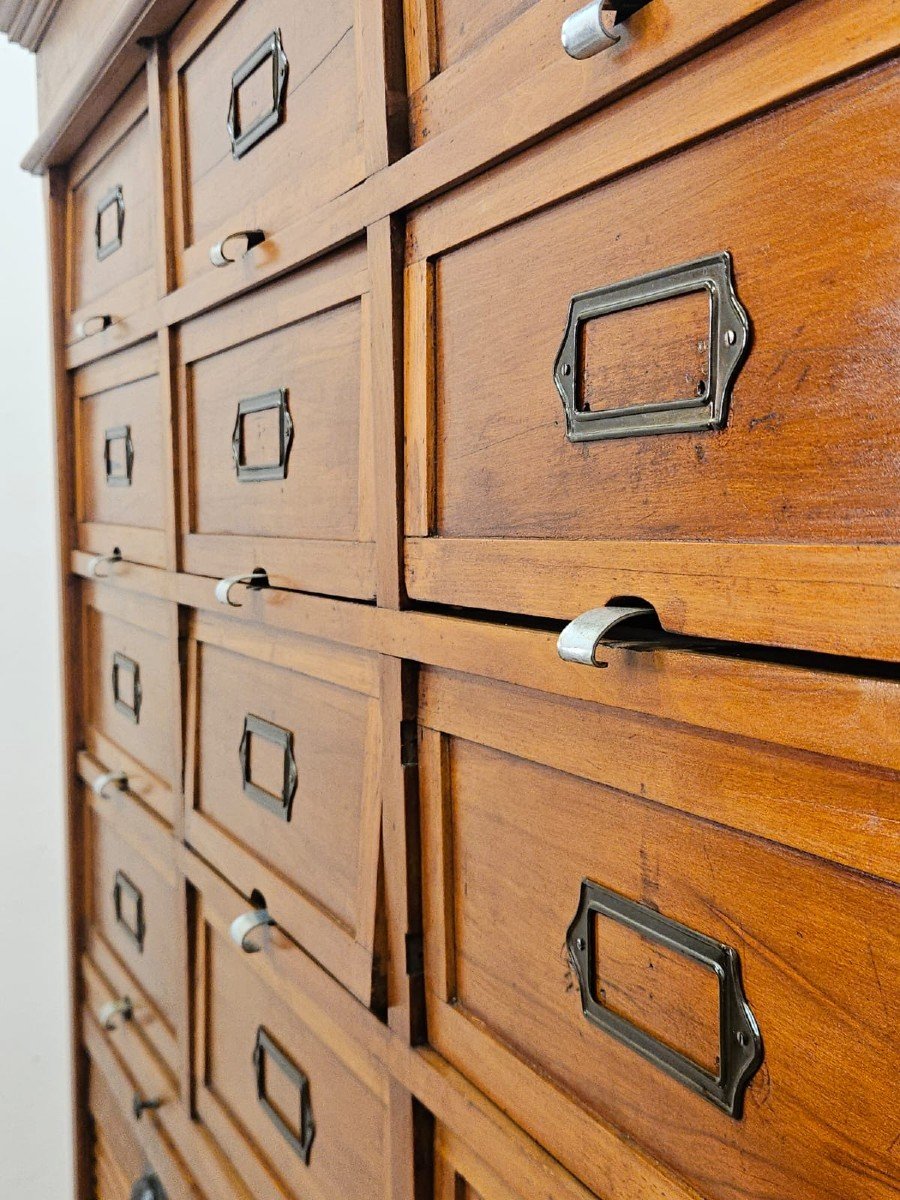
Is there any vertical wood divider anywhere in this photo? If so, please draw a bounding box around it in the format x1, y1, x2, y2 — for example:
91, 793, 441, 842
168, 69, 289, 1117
45, 163, 91, 1200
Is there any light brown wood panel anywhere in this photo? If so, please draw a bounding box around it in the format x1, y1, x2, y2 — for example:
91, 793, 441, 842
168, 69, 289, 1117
81, 583, 180, 811
85, 788, 180, 1068
167, 0, 367, 286
176, 246, 376, 599
90, 1065, 145, 1198
419, 669, 900, 1200
415, 66, 899, 544
191, 884, 394, 1200
579, 290, 709, 414
67, 72, 155, 344
83, 1001, 213, 1200
73, 340, 166, 568
183, 609, 384, 1007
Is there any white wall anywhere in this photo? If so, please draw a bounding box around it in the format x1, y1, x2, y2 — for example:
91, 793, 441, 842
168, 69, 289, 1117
0, 38, 74, 1200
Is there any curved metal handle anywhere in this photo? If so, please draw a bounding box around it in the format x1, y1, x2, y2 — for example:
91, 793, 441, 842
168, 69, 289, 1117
132, 1093, 163, 1120
230, 908, 275, 953
209, 228, 266, 267
93, 770, 128, 799
100, 996, 133, 1030
215, 568, 269, 608
76, 314, 113, 338
561, 0, 652, 58
87, 549, 123, 578
558, 605, 656, 666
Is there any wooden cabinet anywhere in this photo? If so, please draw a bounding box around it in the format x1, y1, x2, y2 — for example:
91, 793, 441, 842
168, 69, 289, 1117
3, 0, 897, 1197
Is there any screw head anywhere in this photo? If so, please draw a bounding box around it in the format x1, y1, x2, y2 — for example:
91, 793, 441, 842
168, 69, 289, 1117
575, 937, 586, 952
725, 329, 737, 346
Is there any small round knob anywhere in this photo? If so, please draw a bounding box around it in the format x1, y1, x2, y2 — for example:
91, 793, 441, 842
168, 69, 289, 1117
132, 1093, 162, 1120
131, 1175, 166, 1200
100, 996, 133, 1030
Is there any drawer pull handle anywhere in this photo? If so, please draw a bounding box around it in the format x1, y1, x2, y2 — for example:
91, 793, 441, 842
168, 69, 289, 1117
215, 568, 269, 608
112, 652, 142, 724
254, 1026, 315, 1164
77, 314, 112, 339
87, 548, 122, 578
567, 879, 763, 1117
554, 252, 749, 442
99, 996, 133, 1030
230, 908, 275, 953
130, 1174, 166, 1200
227, 29, 289, 160
104, 425, 134, 487
562, 0, 652, 58
232, 389, 294, 482
239, 714, 298, 820
95, 184, 125, 261
132, 1093, 162, 1120
113, 869, 145, 952
558, 604, 657, 666
209, 228, 266, 267
92, 770, 128, 799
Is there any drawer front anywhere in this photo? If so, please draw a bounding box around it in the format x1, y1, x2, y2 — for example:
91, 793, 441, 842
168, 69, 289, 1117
184, 611, 383, 1007
82, 585, 179, 817
191, 879, 391, 1200
419, 667, 900, 1200
74, 340, 167, 569
87, 795, 180, 1046
177, 247, 375, 599
90, 1066, 147, 1198
168, 0, 366, 285
406, 0, 788, 151
405, 63, 900, 655
68, 74, 155, 343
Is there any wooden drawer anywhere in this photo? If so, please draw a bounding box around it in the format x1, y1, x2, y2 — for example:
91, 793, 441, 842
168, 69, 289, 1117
433, 1118, 601, 1200
84, 780, 182, 1075
167, 0, 368, 287
404, 0, 789, 155
187, 861, 394, 1200
90, 1065, 147, 1199
176, 244, 376, 599
418, 665, 900, 1200
405, 62, 900, 659
67, 73, 156, 346
73, 339, 168, 570
84, 984, 220, 1200
184, 610, 384, 1008
81, 584, 180, 826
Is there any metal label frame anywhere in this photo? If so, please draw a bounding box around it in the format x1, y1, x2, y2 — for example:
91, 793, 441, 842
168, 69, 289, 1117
231, 389, 294, 483
113, 869, 145, 952
253, 1026, 315, 1164
95, 185, 125, 262
112, 651, 142, 724
227, 29, 289, 160
238, 713, 298, 821
104, 424, 134, 487
566, 878, 763, 1117
554, 252, 749, 442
